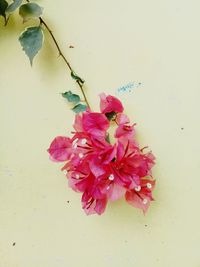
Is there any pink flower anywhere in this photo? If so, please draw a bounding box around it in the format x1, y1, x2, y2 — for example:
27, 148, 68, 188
82, 191, 107, 215
48, 93, 156, 215
100, 93, 124, 114
125, 179, 156, 213
108, 141, 155, 191
64, 161, 109, 215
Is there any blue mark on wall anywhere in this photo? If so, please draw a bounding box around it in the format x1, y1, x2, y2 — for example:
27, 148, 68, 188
116, 82, 142, 94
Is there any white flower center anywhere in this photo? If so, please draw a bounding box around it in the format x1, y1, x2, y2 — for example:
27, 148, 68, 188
108, 174, 114, 181
146, 183, 152, 189
75, 174, 80, 179
143, 198, 148, 205
81, 138, 87, 145
134, 185, 141, 192
79, 153, 84, 159
72, 138, 79, 148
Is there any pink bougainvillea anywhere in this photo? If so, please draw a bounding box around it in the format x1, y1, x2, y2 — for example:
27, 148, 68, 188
48, 94, 156, 215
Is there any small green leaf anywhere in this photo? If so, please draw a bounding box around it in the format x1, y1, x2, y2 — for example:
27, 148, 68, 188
105, 111, 117, 121
72, 104, 87, 113
71, 71, 84, 84
19, 3, 43, 22
19, 26, 44, 65
6, 0, 22, 14
62, 91, 80, 104
0, 0, 8, 22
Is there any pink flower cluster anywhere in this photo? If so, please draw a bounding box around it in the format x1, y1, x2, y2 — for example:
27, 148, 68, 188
48, 94, 156, 215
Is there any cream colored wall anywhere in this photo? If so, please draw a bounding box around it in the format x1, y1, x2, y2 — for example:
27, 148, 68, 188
0, 0, 200, 266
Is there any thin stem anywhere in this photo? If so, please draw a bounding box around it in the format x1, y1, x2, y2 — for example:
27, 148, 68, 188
40, 18, 72, 71
26, 0, 90, 108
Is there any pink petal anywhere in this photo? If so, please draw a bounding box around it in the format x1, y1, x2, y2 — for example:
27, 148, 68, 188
125, 190, 151, 214
82, 193, 96, 215
94, 198, 107, 215
116, 113, 130, 125
116, 141, 125, 160
108, 183, 126, 201
99, 93, 124, 114
75, 178, 89, 192
48, 136, 72, 162
68, 176, 80, 192
89, 157, 106, 177
84, 203, 96, 215
82, 112, 109, 136
99, 144, 117, 164
81, 192, 107, 215
115, 124, 135, 140
73, 114, 83, 132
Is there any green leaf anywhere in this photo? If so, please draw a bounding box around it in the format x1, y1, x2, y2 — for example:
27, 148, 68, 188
6, 0, 22, 14
62, 91, 81, 104
72, 104, 87, 114
0, 0, 8, 21
19, 26, 44, 65
105, 111, 117, 121
71, 71, 84, 84
19, 3, 43, 22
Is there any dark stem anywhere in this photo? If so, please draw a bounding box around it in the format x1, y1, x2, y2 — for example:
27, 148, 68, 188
26, 0, 90, 108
